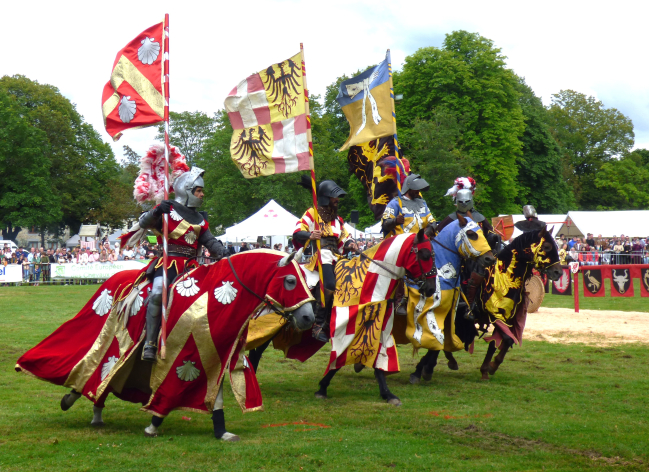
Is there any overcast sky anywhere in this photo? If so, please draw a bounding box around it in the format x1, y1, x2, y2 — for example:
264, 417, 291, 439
3, 0, 648, 161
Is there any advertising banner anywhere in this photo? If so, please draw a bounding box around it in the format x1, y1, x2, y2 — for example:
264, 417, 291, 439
51, 261, 146, 280
0, 265, 24, 283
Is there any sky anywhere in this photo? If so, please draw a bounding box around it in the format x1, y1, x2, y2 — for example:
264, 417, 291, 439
2, 0, 648, 162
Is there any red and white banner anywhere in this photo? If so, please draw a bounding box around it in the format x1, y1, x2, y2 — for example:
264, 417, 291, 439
552, 266, 572, 296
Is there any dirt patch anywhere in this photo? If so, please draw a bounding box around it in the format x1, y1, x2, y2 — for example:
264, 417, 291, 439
524, 307, 649, 345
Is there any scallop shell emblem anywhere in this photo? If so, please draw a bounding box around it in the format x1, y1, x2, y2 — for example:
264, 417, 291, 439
214, 281, 237, 305
170, 209, 182, 222
184, 231, 197, 245
93, 289, 113, 316
129, 291, 144, 317
176, 277, 199, 297
138, 37, 161, 65
118, 96, 137, 123
101, 356, 119, 381
176, 360, 200, 382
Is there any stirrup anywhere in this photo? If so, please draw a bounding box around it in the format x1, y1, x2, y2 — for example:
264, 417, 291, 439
142, 343, 158, 362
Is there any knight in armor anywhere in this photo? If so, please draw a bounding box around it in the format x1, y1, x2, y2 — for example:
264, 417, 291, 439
381, 174, 437, 239
138, 167, 228, 362
293, 179, 357, 342
514, 205, 546, 233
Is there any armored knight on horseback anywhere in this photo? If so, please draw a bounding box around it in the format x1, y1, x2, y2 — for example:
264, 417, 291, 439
293, 179, 358, 342
127, 166, 229, 362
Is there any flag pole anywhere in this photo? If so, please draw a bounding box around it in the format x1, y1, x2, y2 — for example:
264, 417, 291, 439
160, 13, 170, 359
301, 43, 326, 306
387, 49, 405, 228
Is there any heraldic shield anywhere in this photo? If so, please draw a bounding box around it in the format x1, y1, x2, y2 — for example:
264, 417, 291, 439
551, 267, 572, 296
609, 268, 634, 297
582, 268, 604, 297
641, 268, 649, 298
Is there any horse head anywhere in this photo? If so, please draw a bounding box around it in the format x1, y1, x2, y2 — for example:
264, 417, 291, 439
455, 212, 496, 268
401, 229, 437, 297
264, 252, 315, 331
530, 225, 562, 281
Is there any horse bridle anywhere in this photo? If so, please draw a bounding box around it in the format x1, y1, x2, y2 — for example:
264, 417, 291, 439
360, 236, 436, 287
177, 255, 291, 320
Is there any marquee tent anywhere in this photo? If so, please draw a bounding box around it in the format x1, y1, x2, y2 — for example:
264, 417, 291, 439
556, 211, 649, 238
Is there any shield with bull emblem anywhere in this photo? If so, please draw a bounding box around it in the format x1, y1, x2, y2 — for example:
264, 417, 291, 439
609, 268, 633, 297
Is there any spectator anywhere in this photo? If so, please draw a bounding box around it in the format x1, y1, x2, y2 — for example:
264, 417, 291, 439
567, 237, 577, 250
632, 239, 643, 264
79, 249, 89, 265
566, 247, 579, 263
91, 249, 100, 263
240, 242, 250, 252
33, 251, 42, 286
99, 249, 109, 263
559, 244, 568, 265
117, 249, 125, 261
612, 240, 624, 265
585, 233, 595, 248
227, 243, 235, 255
40, 251, 50, 283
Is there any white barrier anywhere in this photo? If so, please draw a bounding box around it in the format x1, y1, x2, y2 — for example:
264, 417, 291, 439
51, 261, 146, 279
0, 265, 23, 283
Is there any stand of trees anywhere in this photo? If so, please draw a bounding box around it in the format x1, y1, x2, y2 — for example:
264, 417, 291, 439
2, 30, 647, 241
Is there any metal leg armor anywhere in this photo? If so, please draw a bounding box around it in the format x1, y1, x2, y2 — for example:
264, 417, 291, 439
142, 276, 164, 362
312, 288, 334, 343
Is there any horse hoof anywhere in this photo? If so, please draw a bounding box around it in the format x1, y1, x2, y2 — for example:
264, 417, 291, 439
220, 432, 241, 442
144, 425, 158, 437
488, 362, 499, 375
314, 392, 327, 400
409, 374, 421, 384
480, 371, 490, 381
354, 363, 365, 373
447, 361, 459, 371
422, 370, 433, 381
60, 394, 71, 411
91, 420, 104, 427
387, 398, 402, 406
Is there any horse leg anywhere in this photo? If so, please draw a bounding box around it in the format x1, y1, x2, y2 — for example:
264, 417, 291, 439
249, 338, 272, 373
480, 341, 497, 380
375, 369, 401, 406
91, 391, 108, 426
444, 350, 459, 371
489, 335, 515, 376
315, 369, 337, 399
212, 385, 240, 441
422, 350, 440, 381
60, 389, 81, 411
409, 350, 438, 384
144, 415, 164, 437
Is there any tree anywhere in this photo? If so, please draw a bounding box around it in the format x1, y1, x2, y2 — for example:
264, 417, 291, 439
514, 80, 573, 213
0, 90, 62, 241
593, 150, 649, 210
547, 90, 634, 209
155, 111, 218, 166
393, 31, 526, 216
0, 75, 120, 235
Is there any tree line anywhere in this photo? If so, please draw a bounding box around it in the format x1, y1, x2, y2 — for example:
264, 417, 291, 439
1, 30, 647, 241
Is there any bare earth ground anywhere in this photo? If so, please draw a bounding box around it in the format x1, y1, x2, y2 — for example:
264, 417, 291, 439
524, 306, 649, 344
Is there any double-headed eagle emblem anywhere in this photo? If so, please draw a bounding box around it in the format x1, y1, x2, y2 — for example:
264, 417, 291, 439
263, 58, 301, 118
232, 126, 272, 177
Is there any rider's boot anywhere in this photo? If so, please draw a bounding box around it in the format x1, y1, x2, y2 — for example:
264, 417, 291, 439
312, 289, 333, 343
142, 309, 161, 362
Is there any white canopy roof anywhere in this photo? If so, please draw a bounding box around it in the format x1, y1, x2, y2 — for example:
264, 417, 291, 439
557, 211, 649, 238
224, 200, 299, 239
364, 221, 383, 237
344, 223, 365, 239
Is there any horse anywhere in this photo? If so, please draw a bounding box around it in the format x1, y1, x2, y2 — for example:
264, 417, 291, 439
390, 214, 496, 384
16, 250, 315, 441
246, 229, 437, 405
475, 225, 562, 380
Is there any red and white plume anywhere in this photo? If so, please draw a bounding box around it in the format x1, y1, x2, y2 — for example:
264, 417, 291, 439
444, 177, 476, 197
133, 144, 189, 203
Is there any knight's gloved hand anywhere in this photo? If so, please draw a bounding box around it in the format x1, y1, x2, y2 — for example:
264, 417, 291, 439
396, 214, 405, 225
154, 200, 174, 216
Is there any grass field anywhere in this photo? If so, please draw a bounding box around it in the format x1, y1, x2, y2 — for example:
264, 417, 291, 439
542, 279, 647, 312
1, 286, 648, 471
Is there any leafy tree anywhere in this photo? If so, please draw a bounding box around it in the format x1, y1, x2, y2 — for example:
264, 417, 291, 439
547, 90, 634, 209
0, 75, 120, 235
393, 31, 525, 216
0, 90, 62, 241
515, 80, 573, 213
155, 111, 218, 166
593, 150, 649, 210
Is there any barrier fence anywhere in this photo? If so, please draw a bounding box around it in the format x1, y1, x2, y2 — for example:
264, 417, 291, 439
0, 261, 147, 285
564, 250, 648, 266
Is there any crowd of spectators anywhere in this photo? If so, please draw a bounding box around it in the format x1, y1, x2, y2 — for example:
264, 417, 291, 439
556, 233, 649, 266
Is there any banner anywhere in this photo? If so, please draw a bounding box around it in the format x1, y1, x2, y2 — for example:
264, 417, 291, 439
641, 268, 649, 298
608, 267, 634, 297
51, 261, 146, 280
552, 266, 572, 295
0, 265, 23, 283
582, 268, 605, 297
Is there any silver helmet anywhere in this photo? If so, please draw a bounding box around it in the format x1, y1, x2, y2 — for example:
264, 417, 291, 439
523, 205, 538, 219
455, 189, 474, 213
401, 174, 430, 194
174, 167, 205, 208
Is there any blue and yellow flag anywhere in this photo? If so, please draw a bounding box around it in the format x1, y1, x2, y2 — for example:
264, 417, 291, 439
336, 52, 395, 151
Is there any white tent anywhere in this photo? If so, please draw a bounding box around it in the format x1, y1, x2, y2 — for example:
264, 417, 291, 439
344, 223, 365, 239
557, 211, 649, 238
364, 221, 383, 238
504, 214, 567, 241
221, 200, 299, 249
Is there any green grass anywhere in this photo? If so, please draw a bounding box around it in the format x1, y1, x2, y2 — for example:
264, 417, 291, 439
542, 278, 648, 312
1, 285, 648, 471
